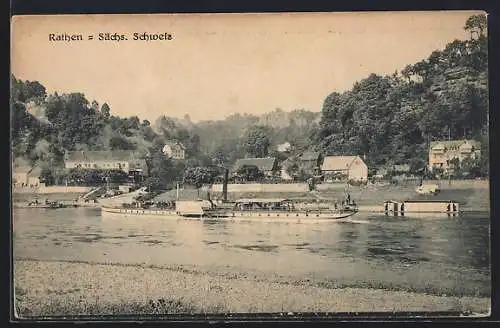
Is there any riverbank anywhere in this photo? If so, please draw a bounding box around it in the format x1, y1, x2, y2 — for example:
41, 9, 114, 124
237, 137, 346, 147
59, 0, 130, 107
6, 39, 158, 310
13, 201, 100, 209
13, 259, 489, 317
12, 192, 85, 203
12, 186, 92, 194
12, 180, 490, 212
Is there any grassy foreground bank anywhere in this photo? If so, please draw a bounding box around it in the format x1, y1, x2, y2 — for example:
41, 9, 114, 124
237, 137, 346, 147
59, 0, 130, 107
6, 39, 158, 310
13, 260, 490, 318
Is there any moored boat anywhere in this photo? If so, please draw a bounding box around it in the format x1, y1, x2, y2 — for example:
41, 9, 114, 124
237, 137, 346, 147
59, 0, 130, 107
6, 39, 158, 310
383, 199, 460, 218
415, 183, 441, 195
101, 168, 358, 223
100, 197, 358, 223
14, 199, 66, 209
218, 198, 358, 223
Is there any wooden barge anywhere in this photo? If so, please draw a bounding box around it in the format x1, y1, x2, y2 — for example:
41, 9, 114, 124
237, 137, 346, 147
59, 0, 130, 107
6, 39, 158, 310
383, 200, 460, 217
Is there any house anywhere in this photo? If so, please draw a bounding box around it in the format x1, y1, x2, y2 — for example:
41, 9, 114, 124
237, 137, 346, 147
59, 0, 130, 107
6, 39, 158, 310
321, 155, 368, 182
162, 141, 186, 160
232, 157, 279, 178
12, 165, 42, 187
64, 151, 147, 174
276, 142, 292, 153
429, 139, 481, 172
298, 151, 323, 176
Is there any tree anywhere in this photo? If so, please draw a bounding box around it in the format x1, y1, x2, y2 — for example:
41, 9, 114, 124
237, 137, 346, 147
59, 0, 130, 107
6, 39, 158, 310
448, 157, 461, 175
24, 81, 47, 101
408, 157, 426, 174
143, 176, 163, 191
100, 103, 111, 119
243, 125, 271, 158
284, 160, 300, 178
183, 166, 217, 196
458, 156, 482, 178
39, 167, 55, 185
183, 166, 217, 187
236, 165, 264, 182
91, 100, 99, 111
464, 14, 487, 39
146, 153, 179, 190
109, 135, 135, 150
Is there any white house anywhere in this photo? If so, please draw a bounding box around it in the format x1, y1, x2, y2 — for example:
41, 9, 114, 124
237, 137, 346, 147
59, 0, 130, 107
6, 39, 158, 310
321, 155, 368, 182
12, 165, 43, 187
64, 150, 147, 174
276, 142, 292, 153
428, 139, 481, 172
162, 141, 186, 160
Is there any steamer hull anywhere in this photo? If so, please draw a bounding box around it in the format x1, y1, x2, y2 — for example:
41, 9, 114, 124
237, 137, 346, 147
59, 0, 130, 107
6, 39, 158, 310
100, 205, 357, 223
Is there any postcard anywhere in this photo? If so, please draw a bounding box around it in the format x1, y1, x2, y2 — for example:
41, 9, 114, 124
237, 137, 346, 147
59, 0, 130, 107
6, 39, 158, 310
11, 11, 490, 320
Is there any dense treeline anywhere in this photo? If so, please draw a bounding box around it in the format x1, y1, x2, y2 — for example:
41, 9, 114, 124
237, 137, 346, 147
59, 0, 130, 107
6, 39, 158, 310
10, 14, 489, 188
314, 14, 488, 175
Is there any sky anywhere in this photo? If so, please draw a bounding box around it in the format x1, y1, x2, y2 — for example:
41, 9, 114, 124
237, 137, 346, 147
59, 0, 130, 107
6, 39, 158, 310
11, 11, 482, 122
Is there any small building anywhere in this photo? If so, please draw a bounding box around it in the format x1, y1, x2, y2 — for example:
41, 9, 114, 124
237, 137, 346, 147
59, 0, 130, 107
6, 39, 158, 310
162, 141, 186, 160
118, 185, 133, 193
276, 142, 292, 153
12, 165, 42, 187
429, 139, 481, 172
298, 151, 323, 176
64, 151, 147, 174
321, 155, 368, 182
232, 157, 278, 178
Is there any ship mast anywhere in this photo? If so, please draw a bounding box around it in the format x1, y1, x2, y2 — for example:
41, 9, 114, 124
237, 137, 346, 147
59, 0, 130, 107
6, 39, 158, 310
448, 126, 452, 186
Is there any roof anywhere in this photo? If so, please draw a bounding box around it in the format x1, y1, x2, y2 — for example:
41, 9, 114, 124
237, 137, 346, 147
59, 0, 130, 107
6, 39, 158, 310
300, 152, 321, 161
233, 157, 277, 172
65, 151, 146, 162
164, 140, 185, 149
276, 142, 292, 152
13, 165, 42, 177
430, 139, 480, 150
13, 165, 32, 174
27, 166, 42, 177
235, 198, 290, 203
321, 156, 363, 171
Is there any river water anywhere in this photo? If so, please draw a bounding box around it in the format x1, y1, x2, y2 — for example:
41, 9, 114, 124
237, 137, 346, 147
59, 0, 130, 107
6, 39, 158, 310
13, 207, 490, 298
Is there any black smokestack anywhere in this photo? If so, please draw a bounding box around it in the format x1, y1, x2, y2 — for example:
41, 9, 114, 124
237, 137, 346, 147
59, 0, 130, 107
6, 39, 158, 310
222, 168, 229, 202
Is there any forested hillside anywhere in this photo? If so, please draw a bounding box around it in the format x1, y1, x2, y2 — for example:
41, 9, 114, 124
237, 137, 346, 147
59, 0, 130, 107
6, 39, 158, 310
314, 14, 488, 174
10, 14, 489, 186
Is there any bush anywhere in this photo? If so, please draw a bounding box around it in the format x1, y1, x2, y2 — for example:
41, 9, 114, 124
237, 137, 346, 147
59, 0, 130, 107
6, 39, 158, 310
347, 179, 368, 187
60, 168, 131, 186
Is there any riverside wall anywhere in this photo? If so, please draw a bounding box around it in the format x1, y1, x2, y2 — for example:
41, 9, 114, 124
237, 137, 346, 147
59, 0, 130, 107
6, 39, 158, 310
12, 186, 93, 194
